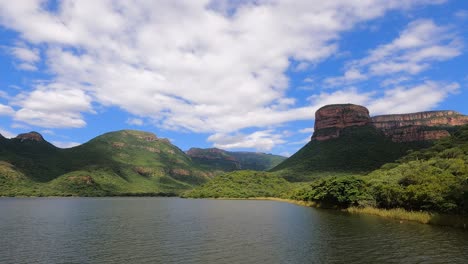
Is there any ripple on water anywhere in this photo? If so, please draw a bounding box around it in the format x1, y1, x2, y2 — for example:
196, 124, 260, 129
0, 197, 467, 264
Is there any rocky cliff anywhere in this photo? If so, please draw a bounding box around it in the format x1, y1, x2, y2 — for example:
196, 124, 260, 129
311, 104, 468, 142
371, 111, 468, 142
14, 132, 45, 142
312, 104, 371, 141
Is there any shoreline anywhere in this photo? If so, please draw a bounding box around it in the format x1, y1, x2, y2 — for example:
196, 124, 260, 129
208, 197, 468, 229
2, 195, 467, 229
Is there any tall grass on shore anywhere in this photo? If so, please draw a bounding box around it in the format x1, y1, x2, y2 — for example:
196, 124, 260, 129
346, 206, 468, 228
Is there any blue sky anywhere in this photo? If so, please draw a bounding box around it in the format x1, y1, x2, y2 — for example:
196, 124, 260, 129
0, 0, 467, 156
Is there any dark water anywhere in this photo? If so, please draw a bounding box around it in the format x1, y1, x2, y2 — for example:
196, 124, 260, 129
0, 198, 467, 264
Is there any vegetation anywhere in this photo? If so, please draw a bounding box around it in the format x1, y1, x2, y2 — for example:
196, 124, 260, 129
270, 125, 428, 181
188, 148, 286, 171
0, 130, 211, 196
287, 125, 468, 215
186, 125, 468, 227
183, 170, 292, 198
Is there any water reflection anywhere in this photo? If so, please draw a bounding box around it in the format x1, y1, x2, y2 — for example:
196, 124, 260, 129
0, 198, 467, 263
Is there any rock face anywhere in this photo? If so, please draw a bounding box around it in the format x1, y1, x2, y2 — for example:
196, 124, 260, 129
311, 105, 468, 142
14, 132, 45, 142
312, 104, 371, 141
372, 111, 468, 142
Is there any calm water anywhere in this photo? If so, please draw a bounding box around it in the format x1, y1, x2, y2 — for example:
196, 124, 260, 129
0, 198, 467, 264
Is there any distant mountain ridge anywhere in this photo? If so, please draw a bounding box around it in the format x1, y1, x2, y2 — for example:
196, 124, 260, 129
186, 147, 286, 171
0, 130, 286, 196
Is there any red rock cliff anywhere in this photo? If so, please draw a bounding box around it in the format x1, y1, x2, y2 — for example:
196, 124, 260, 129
312, 104, 371, 141
15, 132, 45, 142
372, 111, 468, 142
311, 105, 468, 142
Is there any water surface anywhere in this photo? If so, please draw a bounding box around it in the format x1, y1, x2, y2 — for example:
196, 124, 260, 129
0, 197, 467, 263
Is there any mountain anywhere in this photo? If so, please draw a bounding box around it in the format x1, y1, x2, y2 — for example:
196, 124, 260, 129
186, 148, 286, 171
271, 104, 468, 181
0, 130, 212, 196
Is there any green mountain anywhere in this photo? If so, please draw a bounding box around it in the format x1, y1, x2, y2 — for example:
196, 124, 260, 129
271, 125, 427, 181
290, 124, 468, 214
0, 130, 212, 196
186, 148, 286, 171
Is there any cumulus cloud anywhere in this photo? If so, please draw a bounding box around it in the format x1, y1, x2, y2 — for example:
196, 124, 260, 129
0, 104, 15, 116
51, 141, 82, 149
325, 19, 462, 86
126, 118, 144, 126
368, 81, 459, 115
0, 127, 15, 138
0, 0, 456, 150
208, 130, 285, 151
6, 43, 40, 71
299, 127, 314, 134
12, 84, 93, 128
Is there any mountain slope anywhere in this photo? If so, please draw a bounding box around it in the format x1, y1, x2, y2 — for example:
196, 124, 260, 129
0, 130, 212, 196
271, 125, 427, 181
186, 148, 286, 171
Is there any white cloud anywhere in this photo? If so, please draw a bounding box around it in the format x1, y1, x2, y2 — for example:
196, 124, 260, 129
325, 19, 462, 86
0, 1, 456, 151
126, 118, 144, 126
52, 141, 82, 149
299, 127, 314, 134
12, 84, 93, 128
0, 103, 14, 116
324, 68, 367, 86
288, 136, 311, 145
9, 44, 39, 62
40, 129, 55, 135
6, 43, 40, 71
307, 87, 374, 106
208, 130, 285, 151
368, 81, 459, 115
0, 127, 15, 138
0, 0, 445, 134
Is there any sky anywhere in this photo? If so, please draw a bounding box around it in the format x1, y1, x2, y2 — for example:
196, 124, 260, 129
0, 0, 467, 156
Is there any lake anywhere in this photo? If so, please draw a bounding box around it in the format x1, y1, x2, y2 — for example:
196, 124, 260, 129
0, 197, 467, 263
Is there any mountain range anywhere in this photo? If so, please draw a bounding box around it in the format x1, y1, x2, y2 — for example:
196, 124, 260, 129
1, 103, 468, 198
0, 130, 284, 196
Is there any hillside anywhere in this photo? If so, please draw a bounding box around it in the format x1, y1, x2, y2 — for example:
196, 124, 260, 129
271, 104, 467, 181
290, 124, 468, 214
182, 170, 292, 198
271, 125, 427, 181
186, 148, 286, 171
186, 125, 468, 217
0, 130, 212, 196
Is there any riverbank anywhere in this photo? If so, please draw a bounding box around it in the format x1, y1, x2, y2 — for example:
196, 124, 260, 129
210, 197, 468, 229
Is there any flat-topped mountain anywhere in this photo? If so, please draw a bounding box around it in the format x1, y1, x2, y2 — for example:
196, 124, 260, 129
187, 148, 286, 171
312, 104, 468, 142
272, 104, 467, 181
312, 104, 371, 141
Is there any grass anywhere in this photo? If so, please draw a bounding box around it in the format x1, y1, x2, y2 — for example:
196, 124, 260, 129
346, 207, 433, 224
346, 207, 468, 228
